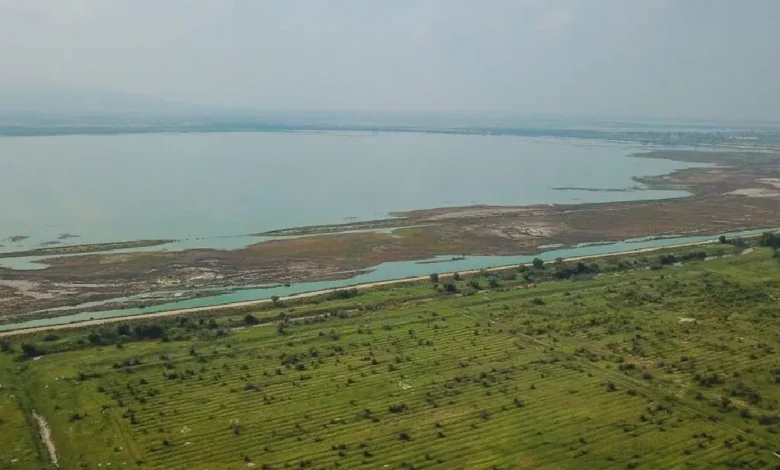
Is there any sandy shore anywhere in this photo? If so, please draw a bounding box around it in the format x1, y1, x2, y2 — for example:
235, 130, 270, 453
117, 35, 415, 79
0, 238, 722, 337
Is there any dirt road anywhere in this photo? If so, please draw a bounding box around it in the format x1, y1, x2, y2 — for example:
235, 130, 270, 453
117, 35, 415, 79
0, 238, 723, 337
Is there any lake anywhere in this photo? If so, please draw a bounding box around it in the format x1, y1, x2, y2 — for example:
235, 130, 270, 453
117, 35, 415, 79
0, 132, 701, 253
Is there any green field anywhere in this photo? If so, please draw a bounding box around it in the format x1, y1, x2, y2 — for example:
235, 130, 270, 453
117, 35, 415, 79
1, 245, 779, 470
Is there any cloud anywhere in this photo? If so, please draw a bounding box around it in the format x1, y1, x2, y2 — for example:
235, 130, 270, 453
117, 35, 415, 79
646, 0, 672, 10
0, 0, 777, 119
0, 0, 104, 24
536, 6, 574, 32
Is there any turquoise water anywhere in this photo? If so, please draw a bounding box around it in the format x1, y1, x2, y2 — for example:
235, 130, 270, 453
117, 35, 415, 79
0, 132, 702, 253
1, 228, 770, 332
0, 131, 727, 331
0, 228, 413, 270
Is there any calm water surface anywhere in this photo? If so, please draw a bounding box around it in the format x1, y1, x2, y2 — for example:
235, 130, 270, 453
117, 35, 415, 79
0, 132, 701, 252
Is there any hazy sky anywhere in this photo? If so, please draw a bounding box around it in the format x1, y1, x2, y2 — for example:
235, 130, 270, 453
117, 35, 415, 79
1, 0, 779, 119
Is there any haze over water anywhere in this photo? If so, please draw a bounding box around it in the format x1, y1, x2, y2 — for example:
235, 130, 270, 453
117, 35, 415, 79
0, 131, 701, 251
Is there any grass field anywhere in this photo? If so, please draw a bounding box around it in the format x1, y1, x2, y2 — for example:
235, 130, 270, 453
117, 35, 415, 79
1, 244, 779, 469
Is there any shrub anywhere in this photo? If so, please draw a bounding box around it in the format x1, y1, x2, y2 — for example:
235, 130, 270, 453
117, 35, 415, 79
532, 258, 544, 269
133, 324, 165, 339
388, 403, 408, 414
429, 273, 439, 283
760, 232, 780, 248
244, 314, 260, 325
398, 432, 412, 441
757, 415, 780, 425
329, 289, 358, 300
727, 237, 748, 247
697, 373, 725, 388
20, 343, 40, 358
453, 272, 462, 281
87, 332, 104, 345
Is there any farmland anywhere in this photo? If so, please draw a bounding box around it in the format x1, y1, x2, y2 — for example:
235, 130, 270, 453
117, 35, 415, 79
1, 244, 779, 469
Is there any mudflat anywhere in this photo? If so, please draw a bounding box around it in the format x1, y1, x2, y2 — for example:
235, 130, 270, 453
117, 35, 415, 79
1, 149, 780, 324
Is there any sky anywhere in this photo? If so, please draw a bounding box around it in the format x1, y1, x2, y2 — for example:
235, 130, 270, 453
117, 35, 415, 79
0, 0, 779, 120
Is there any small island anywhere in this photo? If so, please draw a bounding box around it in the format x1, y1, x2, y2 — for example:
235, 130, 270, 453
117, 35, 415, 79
0, 239, 173, 259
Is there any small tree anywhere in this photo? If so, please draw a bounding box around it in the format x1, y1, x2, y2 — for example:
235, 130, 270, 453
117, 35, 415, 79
21, 343, 39, 358
388, 403, 408, 413
244, 314, 260, 325
87, 332, 103, 345
719, 235, 727, 244
488, 278, 500, 289
452, 272, 462, 281
760, 232, 779, 248
532, 258, 544, 270
271, 295, 281, 306
133, 324, 165, 339
429, 273, 439, 283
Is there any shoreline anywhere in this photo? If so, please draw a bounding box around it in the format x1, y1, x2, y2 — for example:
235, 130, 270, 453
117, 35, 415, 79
0, 149, 746, 255
2, 147, 780, 326
0, 148, 757, 260
0, 239, 173, 259
0, 236, 727, 337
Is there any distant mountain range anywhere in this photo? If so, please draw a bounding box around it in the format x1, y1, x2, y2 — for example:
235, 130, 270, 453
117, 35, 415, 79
0, 83, 777, 141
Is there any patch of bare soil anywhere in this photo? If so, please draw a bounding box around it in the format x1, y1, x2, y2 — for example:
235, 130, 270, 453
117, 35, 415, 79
32, 410, 58, 467
725, 188, 780, 198
0, 279, 57, 300
1, 149, 779, 324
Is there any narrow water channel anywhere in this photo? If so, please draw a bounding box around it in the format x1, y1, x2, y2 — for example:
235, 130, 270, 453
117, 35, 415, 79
0, 227, 770, 332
